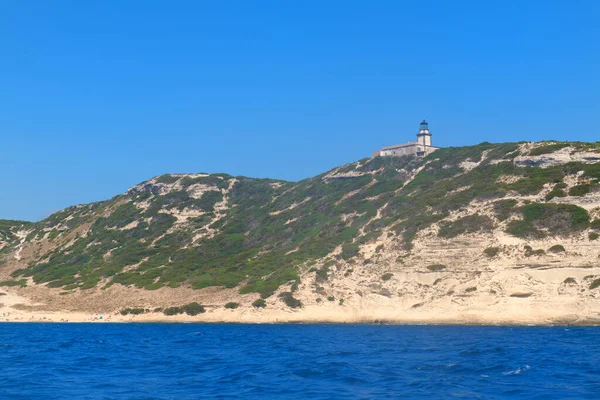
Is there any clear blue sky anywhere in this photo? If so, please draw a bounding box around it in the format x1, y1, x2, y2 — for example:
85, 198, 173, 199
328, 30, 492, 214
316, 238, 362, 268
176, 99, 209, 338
1, 1, 598, 221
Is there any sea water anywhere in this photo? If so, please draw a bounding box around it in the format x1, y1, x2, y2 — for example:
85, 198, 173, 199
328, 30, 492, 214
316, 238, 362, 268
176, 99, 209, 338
0, 324, 598, 399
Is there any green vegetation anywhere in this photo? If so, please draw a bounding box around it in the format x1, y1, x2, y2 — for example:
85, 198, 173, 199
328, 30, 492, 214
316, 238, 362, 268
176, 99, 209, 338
548, 244, 566, 253
528, 142, 570, 156
569, 184, 593, 197
426, 264, 446, 272
0, 279, 27, 288
6, 141, 599, 299
563, 277, 577, 284
224, 302, 239, 309
492, 199, 517, 221
507, 203, 589, 238
381, 273, 393, 281
465, 286, 477, 293
438, 215, 494, 238
483, 247, 500, 257
510, 292, 533, 298
506, 220, 542, 238
279, 292, 302, 308
163, 302, 206, 316
524, 245, 545, 257
589, 232, 599, 241
590, 279, 600, 290
252, 299, 267, 308
545, 183, 567, 201
120, 308, 146, 315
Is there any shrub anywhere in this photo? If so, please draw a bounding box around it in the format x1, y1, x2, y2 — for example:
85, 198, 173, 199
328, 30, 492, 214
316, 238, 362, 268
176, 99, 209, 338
545, 187, 567, 201
163, 302, 205, 316
522, 203, 589, 229
483, 247, 500, 257
120, 308, 146, 316
590, 279, 600, 290
340, 243, 360, 260
548, 244, 566, 253
563, 277, 576, 284
591, 219, 600, 230
0, 280, 27, 288
525, 247, 545, 257
327, 295, 335, 301
438, 215, 494, 238
182, 302, 205, 315
426, 264, 446, 272
528, 143, 570, 156
381, 273, 393, 281
315, 265, 330, 282
163, 306, 181, 316
338, 299, 344, 306
493, 199, 517, 221
279, 292, 302, 308
569, 184, 592, 197
506, 220, 542, 238
589, 232, 599, 241
507, 203, 590, 238
465, 286, 477, 293
225, 302, 239, 309
252, 299, 266, 308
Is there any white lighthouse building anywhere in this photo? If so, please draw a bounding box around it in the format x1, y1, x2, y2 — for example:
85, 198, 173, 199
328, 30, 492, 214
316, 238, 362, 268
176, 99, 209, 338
372, 120, 440, 158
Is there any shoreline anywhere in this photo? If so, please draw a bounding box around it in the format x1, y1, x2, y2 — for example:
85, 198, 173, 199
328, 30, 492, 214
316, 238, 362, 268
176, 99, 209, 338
1, 310, 599, 326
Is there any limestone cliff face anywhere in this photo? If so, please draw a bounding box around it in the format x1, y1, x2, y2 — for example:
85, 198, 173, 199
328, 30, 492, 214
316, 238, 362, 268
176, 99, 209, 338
2, 140, 600, 324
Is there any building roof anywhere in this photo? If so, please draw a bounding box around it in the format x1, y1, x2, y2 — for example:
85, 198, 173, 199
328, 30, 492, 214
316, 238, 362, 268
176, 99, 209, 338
381, 142, 418, 151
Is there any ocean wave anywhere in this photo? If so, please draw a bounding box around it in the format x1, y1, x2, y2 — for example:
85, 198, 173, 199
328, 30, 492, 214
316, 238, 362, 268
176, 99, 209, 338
502, 365, 532, 376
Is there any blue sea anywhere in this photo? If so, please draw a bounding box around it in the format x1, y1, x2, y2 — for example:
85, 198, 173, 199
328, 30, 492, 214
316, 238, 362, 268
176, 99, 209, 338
0, 324, 598, 399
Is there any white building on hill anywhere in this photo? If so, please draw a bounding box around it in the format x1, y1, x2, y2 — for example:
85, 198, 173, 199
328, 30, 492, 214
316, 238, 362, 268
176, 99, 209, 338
372, 120, 440, 158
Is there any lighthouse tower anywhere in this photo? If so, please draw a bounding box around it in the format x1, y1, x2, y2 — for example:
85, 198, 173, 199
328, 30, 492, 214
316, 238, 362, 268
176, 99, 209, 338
416, 120, 432, 147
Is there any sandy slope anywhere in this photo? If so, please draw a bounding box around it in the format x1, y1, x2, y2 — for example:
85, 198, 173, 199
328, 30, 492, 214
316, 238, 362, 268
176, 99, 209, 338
3, 143, 600, 325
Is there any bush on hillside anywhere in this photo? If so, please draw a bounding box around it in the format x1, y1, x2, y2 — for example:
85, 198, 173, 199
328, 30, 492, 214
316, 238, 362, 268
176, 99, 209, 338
545, 185, 567, 201
163, 302, 205, 316
569, 184, 593, 197
120, 308, 146, 316
182, 302, 206, 315
0, 280, 27, 288
528, 143, 570, 156
506, 220, 543, 238
483, 247, 500, 257
492, 199, 518, 221
426, 264, 446, 272
524, 246, 545, 257
252, 299, 267, 308
507, 203, 590, 238
438, 215, 494, 238
381, 273, 393, 281
279, 292, 302, 308
548, 244, 566, 253
590, 219, 600, 230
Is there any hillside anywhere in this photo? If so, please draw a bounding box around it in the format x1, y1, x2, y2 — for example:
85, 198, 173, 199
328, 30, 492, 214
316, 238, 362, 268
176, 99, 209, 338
2, 140, 600, 324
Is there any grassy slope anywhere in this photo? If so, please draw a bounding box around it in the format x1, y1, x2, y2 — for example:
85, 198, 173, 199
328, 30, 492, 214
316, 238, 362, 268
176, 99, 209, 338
3, 141, 600, 297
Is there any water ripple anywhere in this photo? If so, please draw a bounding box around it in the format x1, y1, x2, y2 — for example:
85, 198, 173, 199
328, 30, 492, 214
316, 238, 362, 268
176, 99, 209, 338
0, 324, 599, 399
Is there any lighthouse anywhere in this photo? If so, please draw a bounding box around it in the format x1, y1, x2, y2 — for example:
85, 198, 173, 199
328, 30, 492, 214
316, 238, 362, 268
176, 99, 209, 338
372, 119, 440, 158
416, 120, 432, 147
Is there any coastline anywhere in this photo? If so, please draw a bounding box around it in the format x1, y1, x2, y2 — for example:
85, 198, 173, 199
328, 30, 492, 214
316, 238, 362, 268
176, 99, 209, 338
2, 307, 599, 326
